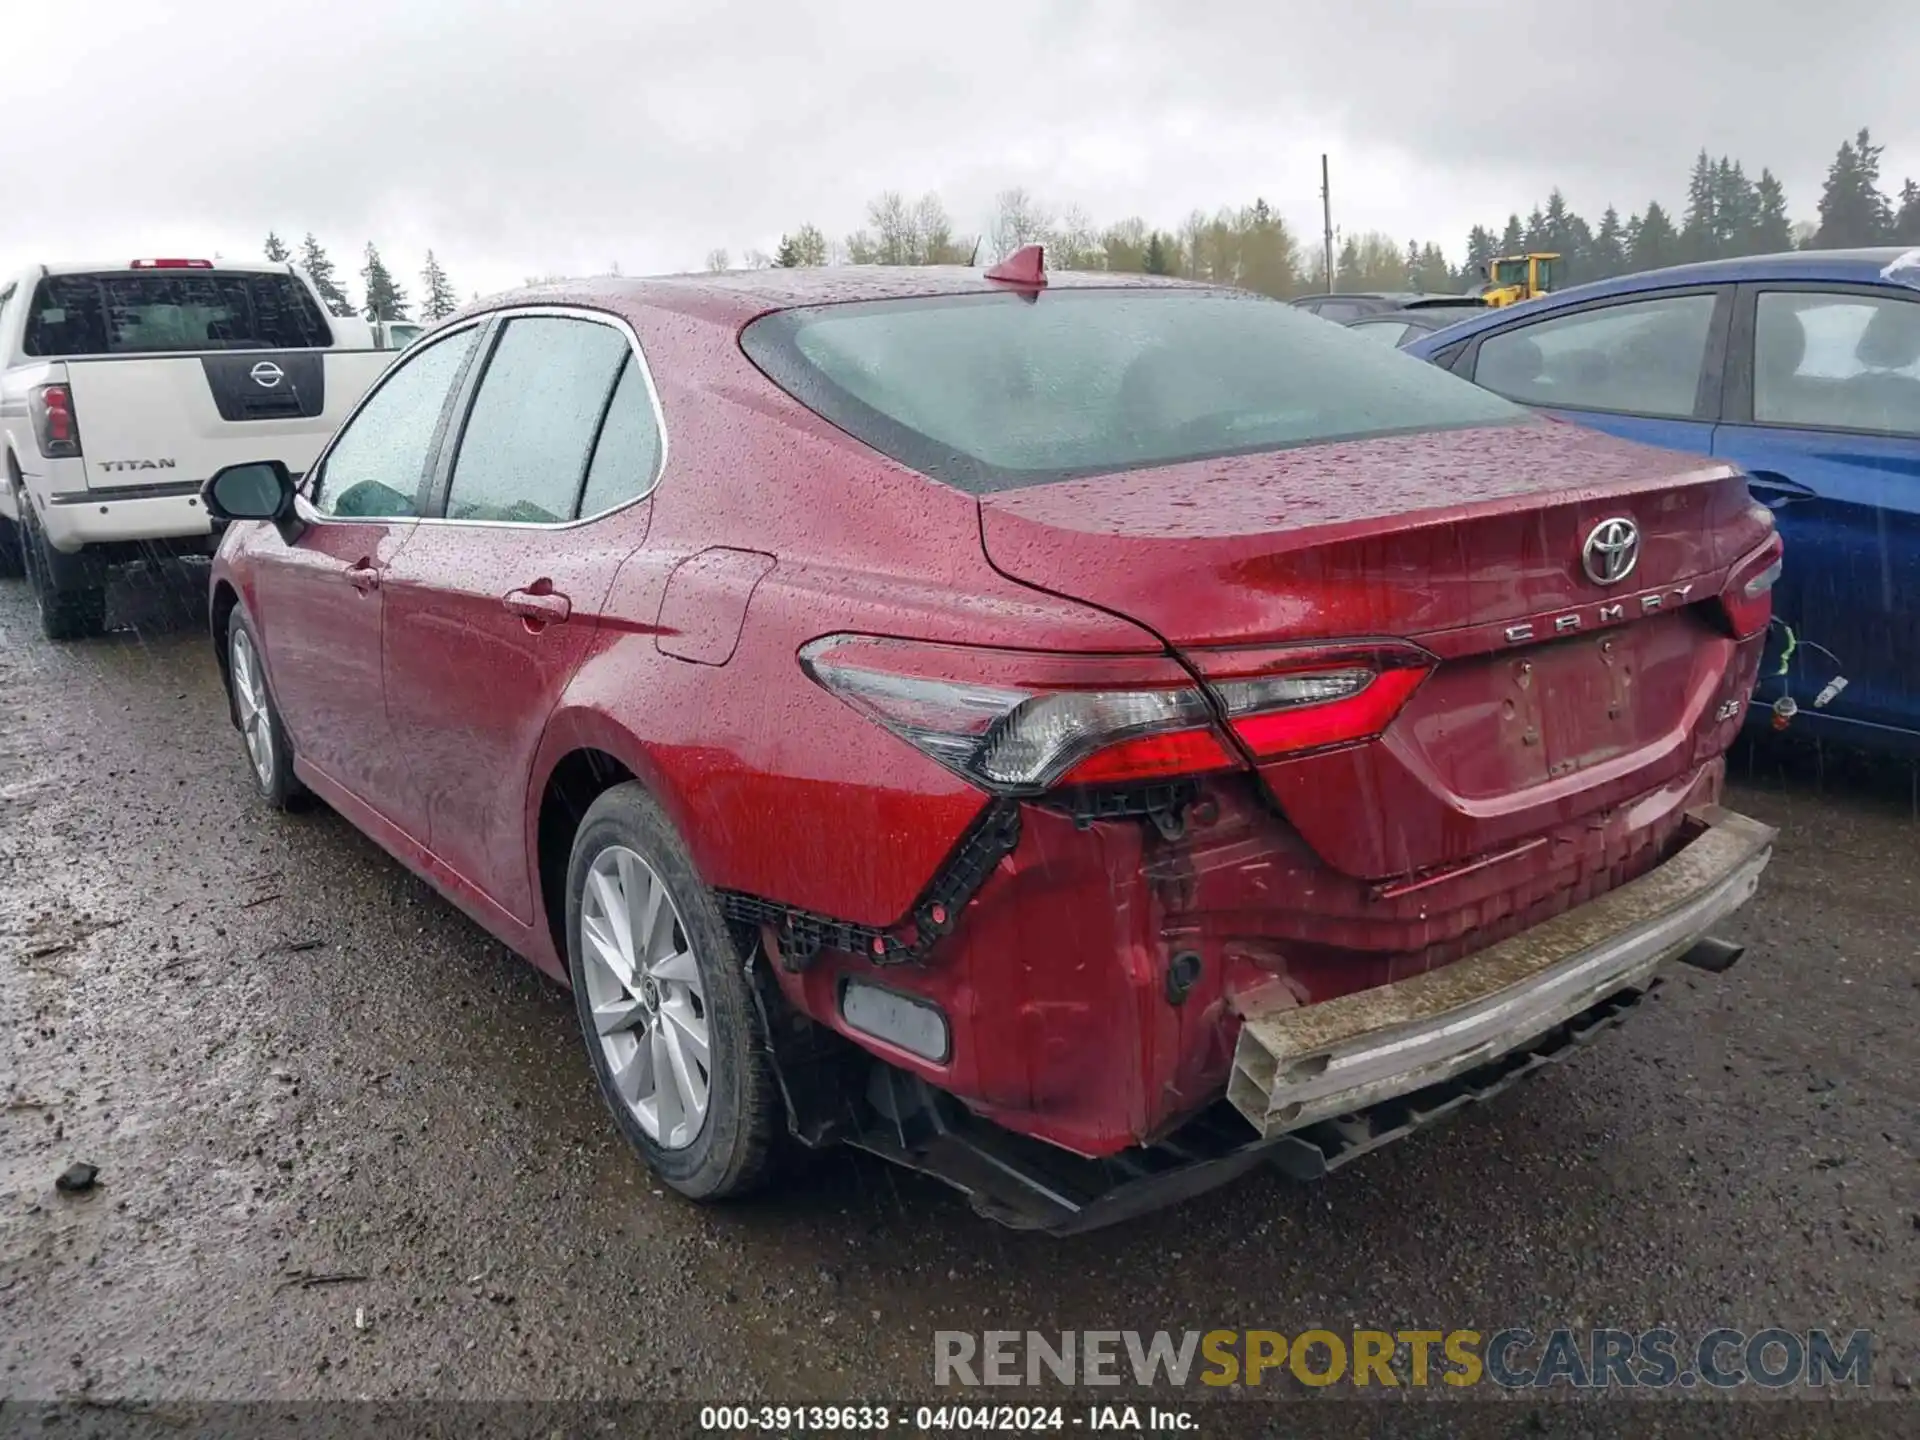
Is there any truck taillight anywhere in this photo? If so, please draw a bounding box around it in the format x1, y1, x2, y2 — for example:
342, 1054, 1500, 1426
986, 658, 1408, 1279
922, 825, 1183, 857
800, 634, 1436, 796
130, 258, 213, 269
28, 384, 81, 459
1716, 533, 1784, 640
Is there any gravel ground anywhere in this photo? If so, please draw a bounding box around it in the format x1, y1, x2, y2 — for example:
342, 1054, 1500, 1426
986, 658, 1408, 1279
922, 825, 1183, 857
0, 560, 1914, 1429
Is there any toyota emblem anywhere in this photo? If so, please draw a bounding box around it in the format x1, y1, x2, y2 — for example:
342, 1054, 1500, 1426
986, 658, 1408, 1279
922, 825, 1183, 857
1581, 516, 1640, 586
250, 361, 285, 389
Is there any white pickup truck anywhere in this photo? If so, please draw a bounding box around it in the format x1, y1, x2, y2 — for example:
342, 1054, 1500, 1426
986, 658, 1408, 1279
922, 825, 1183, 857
0, 259, 396, 638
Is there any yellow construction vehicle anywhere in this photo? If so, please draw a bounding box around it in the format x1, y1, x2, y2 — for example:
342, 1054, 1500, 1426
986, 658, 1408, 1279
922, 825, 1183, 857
1474, 253, 1560, 307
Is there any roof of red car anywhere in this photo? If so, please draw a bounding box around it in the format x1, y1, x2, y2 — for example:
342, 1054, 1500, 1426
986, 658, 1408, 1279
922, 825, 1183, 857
457, 265, 1203, 329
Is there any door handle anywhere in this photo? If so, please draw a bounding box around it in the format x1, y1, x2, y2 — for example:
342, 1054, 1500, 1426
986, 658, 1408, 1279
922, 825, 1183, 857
504, 585, 572, 624
346, 560, 380, 593
1744, 471, 1815, 509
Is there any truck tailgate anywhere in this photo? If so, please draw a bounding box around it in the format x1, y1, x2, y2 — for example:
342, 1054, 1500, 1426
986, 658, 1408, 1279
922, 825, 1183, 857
64, 350, 393, 490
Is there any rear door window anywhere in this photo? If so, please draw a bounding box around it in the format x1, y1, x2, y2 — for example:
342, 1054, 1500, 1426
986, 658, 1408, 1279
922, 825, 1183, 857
1752, 290, 1920, 437
442, 316, 632, 524
23, 271, 333, 355
1471, 292, 1718, 419
741, 289, 1523, 493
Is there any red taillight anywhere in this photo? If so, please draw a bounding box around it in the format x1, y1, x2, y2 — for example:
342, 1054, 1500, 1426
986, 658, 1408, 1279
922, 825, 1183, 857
1716, 533, 1784, 640
130, 258, 213, 269
800, 634, 1435, 795
1188, 642, 1437, 761
799, 635, 1234, 794
28, 384, 81, 459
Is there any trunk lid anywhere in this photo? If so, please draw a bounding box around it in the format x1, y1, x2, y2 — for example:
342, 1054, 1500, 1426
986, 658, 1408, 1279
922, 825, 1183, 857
978, 419, 1773, 878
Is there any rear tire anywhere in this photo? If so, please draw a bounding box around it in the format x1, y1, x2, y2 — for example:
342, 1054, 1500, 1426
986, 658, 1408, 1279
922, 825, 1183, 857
565, 782, 780, 1201
20, 507, 105, 640
225, 610, 307, 810
0, 514, 23, 581
1, 466, 26, 580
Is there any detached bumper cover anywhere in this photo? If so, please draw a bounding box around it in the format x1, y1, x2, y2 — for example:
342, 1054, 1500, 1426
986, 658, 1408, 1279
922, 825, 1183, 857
1228, 804, 1775, 1139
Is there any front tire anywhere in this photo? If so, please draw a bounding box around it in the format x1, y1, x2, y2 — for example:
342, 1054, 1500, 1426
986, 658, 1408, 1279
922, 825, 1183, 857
226, 611, 306, 810
565, 783, 779, 1201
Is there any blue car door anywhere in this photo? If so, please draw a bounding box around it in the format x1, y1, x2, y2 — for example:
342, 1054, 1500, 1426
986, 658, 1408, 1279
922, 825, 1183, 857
1711, 282, 1920, 747
1454, 285, 1732, 459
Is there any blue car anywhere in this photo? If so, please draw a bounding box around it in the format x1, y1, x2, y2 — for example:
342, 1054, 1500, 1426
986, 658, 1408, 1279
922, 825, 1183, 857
1406, 247, 1920, 755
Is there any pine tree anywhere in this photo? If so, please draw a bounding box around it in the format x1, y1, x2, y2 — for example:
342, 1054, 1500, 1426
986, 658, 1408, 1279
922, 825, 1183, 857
1143, 232, 1172, 276
361, 243, 410, 322
1631, 201, 1680, 271
1590, 207, 1628, 279
1896, 180, 1920, 245
1681, 150, 1718, 262
1523, 207, 1547, 250
1753, 170, 1794, 253
1334, 236, 1362, 290
1414, 243, 1453, 293
263, 231, 290, 263
1816, 127, 1894, 247
1714, 160, 1761, 255
298, 233, 354, 316
1499, 215, 1525, 255
774, 234, 802, 267
419, 250, 458, 321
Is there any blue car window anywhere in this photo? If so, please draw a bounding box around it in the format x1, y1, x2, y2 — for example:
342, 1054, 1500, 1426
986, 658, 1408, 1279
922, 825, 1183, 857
1755, 292, 1920, 437
1473, 293, 1717, 419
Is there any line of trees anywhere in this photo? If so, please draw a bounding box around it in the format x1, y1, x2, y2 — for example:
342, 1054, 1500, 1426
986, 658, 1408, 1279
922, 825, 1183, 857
740, 126, 1920, 296
262, 231, 463, 322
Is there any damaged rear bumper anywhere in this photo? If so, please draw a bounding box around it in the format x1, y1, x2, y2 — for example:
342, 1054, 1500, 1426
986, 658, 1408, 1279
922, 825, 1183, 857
829, 804, 1773, 1235
1228, 804, 1775, 1139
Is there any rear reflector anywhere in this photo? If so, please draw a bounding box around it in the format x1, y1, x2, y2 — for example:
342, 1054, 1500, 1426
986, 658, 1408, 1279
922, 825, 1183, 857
27, 383, 81, 459
841, 980, 950, 1062
130, 258, 214, 269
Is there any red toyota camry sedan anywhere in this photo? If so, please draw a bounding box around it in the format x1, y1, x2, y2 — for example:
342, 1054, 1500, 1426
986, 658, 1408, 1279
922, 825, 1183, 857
202, 252, 1781, 1231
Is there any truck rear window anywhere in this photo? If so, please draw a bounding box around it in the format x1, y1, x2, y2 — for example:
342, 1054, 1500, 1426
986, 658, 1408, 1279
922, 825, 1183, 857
23, 272, 333, 357
740, 288, 1525, 492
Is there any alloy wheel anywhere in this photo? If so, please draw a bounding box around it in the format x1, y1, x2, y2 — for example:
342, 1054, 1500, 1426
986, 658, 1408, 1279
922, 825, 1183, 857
578, 845, 712, 1150
229, 626, 275, 789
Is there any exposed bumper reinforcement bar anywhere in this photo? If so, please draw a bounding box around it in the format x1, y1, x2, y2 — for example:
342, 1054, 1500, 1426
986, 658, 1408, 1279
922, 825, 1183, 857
1227, 804, 1775, 1140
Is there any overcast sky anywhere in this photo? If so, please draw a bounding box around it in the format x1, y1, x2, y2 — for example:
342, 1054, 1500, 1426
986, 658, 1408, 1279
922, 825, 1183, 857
5, 0, 1916, 301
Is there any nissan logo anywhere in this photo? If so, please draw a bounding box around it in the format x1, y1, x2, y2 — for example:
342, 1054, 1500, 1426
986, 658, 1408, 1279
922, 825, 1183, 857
1581, 516, 1640, 586
250, 361, 285, 389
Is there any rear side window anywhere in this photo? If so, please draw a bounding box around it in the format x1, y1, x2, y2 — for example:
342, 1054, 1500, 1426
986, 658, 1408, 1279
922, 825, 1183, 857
741, 290, 1523, 492
1753, 291, 1920, 436
444, 316, 631, 524
1473, 293, 1717, 419
1350, 320, 1413, 346
22, 271, 333, 356
577, 357, 665, 516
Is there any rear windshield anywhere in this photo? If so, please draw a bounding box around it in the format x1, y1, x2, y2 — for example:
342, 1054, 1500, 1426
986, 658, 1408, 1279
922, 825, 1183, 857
23, 271, 333, 357
741, 288, 1525, 491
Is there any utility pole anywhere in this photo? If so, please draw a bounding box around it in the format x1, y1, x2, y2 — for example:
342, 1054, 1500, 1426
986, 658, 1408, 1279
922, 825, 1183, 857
1320, 154, 1334, 294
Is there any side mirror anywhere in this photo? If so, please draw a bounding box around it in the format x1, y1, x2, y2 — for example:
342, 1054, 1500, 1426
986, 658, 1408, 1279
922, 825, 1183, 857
202, 461, 303, 544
